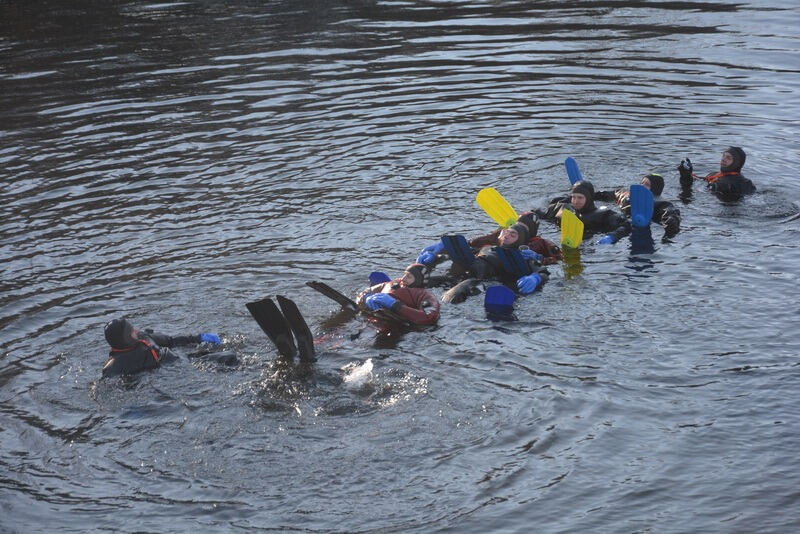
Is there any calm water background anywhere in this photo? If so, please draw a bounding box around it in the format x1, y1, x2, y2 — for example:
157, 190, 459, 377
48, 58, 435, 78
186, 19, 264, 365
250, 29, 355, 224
2, 1, 799, 532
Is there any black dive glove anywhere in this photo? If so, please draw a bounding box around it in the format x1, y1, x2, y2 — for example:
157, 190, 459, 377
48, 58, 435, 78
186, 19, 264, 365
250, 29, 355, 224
678, 158, 693, 187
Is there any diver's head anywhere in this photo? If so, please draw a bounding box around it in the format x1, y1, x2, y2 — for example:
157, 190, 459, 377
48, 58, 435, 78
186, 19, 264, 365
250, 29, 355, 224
721, 147, 746, 172
570, 180, 595, 213
516, 212, 540, 240
104, 317, 137, 349
499, 222, 529, 248
401, 263, 427, 288
641, 173, 664, 196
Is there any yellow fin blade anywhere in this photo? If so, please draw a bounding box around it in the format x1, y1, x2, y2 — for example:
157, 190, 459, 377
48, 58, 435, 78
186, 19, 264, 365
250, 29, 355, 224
561, 210, 584, 249
476, 188, 518, 228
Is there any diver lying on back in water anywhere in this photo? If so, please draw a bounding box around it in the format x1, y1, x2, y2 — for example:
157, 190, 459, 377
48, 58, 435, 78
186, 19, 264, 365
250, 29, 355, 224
413, 214, 550, 301
594, 173, 681, 237
102, 318, 223, 378
416, 212, 562, 268
355, 263, 441, 326
535, 180, 632, 245
678, 146, 755, 202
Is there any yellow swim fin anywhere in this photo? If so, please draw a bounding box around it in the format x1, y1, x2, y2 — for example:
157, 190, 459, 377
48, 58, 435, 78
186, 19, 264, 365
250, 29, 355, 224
560, 209, 584, 249
476, 188, 518, 228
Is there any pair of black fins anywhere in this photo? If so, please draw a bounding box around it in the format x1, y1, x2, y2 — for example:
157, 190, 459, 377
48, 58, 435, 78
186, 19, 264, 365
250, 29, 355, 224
246, 280, 413, 361
440, 234, 532, 278
246, 295, 315, 363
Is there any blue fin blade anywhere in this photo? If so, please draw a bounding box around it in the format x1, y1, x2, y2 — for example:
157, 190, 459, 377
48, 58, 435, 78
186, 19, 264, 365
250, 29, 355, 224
485, 285, 515, 314
495, 247, 532, 278
441, 235, 475, 268
629, 184, 654, 228
565, 157, 583, 185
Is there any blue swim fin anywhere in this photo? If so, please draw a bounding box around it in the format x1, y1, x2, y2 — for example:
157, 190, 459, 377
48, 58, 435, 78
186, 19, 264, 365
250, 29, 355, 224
630, 226, 655, 255
441, 235, 475, 269
629, 184, 654, 228
369, 271, 391, 285
484, 285, 515, 315
565, 157, 583, 185
494, 247, 533, 278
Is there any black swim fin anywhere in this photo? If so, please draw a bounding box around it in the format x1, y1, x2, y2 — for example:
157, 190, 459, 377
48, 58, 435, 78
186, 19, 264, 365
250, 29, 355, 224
305, 281, 359, 313
306, 280, 412, 327
441, 278, 481, 304
276, 295, 315, 363
245, 297, 297, 360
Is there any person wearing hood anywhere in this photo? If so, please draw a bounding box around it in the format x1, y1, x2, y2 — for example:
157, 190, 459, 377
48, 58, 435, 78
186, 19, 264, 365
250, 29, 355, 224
356, 263, 441, 326
414, 214, 550, 295
466, 211, 563, 265
102, 318, 221, 378
535, 180, 632, 244
594, 173, 681, 236
416, 212, 562, 269
678, 146, 755, 201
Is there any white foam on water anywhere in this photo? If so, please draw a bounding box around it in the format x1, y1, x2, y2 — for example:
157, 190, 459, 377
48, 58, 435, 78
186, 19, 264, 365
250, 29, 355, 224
342, 359, 374, 389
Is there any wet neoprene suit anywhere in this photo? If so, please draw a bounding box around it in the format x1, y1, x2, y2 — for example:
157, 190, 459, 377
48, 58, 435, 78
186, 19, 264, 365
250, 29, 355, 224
102, 331, 200, 378
535, 195, 632, 241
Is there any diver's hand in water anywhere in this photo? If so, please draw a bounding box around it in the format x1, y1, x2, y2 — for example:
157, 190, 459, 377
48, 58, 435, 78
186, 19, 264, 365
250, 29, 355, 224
516, 273, 541, 295
417, 241, 444, 265
678, 158, 694, 186
596, 234, 616, 245
364, 293, 398, 311
199, 333, 221, 344
519, 249, 542, 262
662, 214, 680, 234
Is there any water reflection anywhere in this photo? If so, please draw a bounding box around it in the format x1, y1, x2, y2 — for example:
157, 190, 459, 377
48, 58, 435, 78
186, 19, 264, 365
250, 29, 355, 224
2, 0, 800, 532
562, 247, 584, 279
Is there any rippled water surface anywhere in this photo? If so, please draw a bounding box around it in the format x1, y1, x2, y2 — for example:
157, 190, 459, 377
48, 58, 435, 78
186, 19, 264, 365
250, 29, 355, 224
2, 1, 799, 532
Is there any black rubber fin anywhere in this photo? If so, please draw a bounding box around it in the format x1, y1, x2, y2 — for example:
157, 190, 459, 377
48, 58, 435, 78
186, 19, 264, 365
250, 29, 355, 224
276, 295, 315, 363
245, 297, 297, 360
441, 278, 481, 304
305, 281, 359, 312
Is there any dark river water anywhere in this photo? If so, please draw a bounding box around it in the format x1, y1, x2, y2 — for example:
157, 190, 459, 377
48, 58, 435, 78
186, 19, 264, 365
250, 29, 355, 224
2, 1, 799, 532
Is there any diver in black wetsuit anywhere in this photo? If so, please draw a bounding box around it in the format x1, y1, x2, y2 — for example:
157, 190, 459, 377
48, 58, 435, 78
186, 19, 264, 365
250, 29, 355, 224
102, 317, 222, 378
594, 173, 681, 237
435, 217, 550, 303
678, 146, 756, 202
535, 180, 631, 244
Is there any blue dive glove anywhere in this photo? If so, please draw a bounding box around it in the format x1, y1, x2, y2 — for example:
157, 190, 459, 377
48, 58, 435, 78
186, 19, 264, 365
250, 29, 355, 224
364, 293, 398, 311
596, 234, 616, 245
417, 241, 445, 265
200, 333, 221, 344
516, 273, 541, 295
519, 248, 542, 262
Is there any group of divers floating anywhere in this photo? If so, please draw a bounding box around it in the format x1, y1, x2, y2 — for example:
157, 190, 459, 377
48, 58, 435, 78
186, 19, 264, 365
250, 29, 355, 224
102, 147, 755, 378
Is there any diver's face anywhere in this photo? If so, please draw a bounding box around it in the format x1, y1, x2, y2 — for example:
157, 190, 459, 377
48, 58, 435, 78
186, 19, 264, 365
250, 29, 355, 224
721, 151, 734, 168
640, 177, 651, 190
401, 270, 416, 287
570, 193, 587, 210
498, 228, 519, 246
